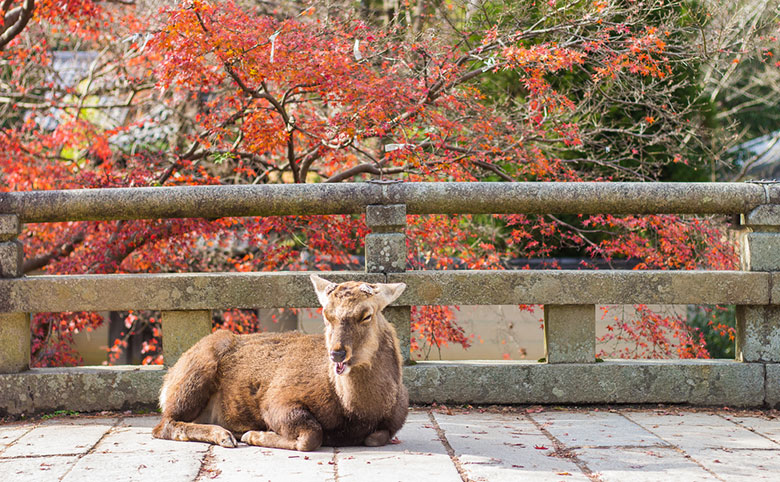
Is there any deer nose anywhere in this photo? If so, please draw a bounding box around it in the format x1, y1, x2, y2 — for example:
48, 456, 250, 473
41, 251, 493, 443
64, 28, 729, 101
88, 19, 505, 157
330, 350, 347, 363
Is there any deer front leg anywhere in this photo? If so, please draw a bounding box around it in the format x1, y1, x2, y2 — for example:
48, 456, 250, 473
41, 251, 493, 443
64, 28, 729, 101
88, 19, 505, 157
365, 385, 409, 447
154, 418, 238, 448
241, 406, 323, 452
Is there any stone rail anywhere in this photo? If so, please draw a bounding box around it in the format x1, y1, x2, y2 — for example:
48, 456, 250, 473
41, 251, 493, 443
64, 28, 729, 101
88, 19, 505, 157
0, 182, 779, 416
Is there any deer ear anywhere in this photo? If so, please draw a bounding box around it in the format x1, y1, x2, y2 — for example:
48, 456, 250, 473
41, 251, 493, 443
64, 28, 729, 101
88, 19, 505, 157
373, 282, 406, 310
310, 274, 337, 308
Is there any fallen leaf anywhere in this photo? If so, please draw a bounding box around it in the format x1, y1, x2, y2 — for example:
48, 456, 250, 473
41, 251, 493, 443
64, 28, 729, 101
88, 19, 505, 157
534, 445, 548, 450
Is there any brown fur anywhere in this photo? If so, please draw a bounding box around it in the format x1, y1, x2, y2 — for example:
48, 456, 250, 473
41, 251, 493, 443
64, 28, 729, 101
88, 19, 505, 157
152, 275, 409, 451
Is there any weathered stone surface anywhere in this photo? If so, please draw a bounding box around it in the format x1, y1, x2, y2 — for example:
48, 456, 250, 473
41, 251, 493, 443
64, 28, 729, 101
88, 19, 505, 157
773, 273, 780, 305
403, 360, 765, 406
0, 241, 22, 278
743, 204, 780, 228
0, 313, 29, 373
735, 306, 780, 362
66, 451, 204, 481
2, 418, 117, 457
0, 424, 31, 449
730, 415, 780, 443
0, 184, 380, 223
209, 444, 335, 481
576, 447, 718, 482
0, 360, 770, 415
339, 413, 460, 482
544, 305, 595, 363
768, 184, 780, 204
624, 412, 778, 450
161, 310, 212, 367
0, 455, 79, 481
688, 448, 780, 481
0, 272, 385, 313
95, 416, 209, 454
5, 408, 780, 482
393, 182, 767, 215
766, 364, 780, 410
740, 232, 780, 271
530, 411, 666, 447
0, 215, 19, 241
1, 269, 770, 314
433, 412, 589, 482
384, 306, 411, 364
0, 366, 163, 416
366, 204, 406, 232
365, 233, 406, 273
388, 270, 771, 306
0, 183, 769, 223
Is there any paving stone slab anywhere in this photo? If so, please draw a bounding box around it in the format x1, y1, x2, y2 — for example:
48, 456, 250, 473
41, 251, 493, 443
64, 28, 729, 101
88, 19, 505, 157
338, 413, 460, 482
1, 418, 118, 457
625, 412, 778, 450
529, 411, 668, 447
728, 415, 780, 444
432, 412, 590, 482
0, 455, 79, 482
0, 424, 32, 452
208, 444, 335, 481
94, 416, 210, 455
686, 448, 780, 481
63, 450, 203, 482
575, 447, 718, 482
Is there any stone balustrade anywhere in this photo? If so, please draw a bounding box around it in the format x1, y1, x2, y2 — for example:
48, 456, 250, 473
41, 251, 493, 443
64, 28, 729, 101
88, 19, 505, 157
0, 182, 778, 416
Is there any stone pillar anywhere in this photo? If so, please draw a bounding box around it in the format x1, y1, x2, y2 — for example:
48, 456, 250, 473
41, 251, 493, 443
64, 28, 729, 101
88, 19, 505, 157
0, 215, 22, 278
543, 304, 596, 364
161, 310, 212, 367
737, 204, 780, 362
365, 204, 410, 363
0, 214, 30, 373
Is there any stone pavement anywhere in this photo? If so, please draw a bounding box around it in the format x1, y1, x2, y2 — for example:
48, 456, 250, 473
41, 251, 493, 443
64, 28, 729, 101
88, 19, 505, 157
1, 407, 779, 481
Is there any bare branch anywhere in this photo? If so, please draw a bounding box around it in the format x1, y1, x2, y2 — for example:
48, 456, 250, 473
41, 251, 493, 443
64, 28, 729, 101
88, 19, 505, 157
0, 0, 35, 50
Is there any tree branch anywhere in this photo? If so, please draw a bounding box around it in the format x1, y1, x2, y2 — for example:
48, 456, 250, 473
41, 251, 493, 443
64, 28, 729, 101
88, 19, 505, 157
23, 229, 86, 274
0, 0, 35, 51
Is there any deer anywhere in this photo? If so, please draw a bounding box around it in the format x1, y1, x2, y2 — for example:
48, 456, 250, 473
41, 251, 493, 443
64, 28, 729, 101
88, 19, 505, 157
152, 274, 409, 451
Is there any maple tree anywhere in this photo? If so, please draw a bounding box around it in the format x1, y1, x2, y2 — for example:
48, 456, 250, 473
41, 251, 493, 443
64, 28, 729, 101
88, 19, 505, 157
1, 0, 777, 365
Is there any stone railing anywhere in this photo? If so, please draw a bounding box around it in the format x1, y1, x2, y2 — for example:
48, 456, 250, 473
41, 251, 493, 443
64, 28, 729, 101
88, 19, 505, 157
1, 182, 778, 416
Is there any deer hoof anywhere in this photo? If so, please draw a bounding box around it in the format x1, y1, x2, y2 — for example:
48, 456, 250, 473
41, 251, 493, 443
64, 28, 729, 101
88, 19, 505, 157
364, 429, 391, 447
240, 430, 264, 446
216, 429, 238, 448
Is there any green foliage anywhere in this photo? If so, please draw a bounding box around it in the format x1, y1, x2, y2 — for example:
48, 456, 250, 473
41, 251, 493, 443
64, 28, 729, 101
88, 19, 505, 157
687, 305, 736, 359
41, 410, 80, 420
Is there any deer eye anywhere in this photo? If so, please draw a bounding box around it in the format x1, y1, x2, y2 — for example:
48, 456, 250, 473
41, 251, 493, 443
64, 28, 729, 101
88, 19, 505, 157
361, 313, 372, 323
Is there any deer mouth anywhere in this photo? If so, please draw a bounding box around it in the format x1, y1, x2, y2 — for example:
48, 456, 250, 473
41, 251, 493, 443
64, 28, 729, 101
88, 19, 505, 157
334, 361, 349, 376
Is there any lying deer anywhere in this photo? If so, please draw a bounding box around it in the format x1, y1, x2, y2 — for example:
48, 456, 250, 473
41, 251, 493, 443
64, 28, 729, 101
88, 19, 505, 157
152, 274, 408, 451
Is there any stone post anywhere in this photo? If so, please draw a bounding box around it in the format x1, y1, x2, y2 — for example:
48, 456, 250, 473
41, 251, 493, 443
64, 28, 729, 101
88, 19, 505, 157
0, 214, 30, 373
365, 204, 410, 363
161, 310, 212, 367
737, 204, 780, 362
543, 304, 596, 363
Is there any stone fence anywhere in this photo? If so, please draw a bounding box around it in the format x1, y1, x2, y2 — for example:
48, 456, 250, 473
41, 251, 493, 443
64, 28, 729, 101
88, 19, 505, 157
0, 182, 779, 416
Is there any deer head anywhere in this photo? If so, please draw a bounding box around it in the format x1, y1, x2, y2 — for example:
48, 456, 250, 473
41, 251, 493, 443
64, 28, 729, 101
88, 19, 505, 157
310, 274, 406, 376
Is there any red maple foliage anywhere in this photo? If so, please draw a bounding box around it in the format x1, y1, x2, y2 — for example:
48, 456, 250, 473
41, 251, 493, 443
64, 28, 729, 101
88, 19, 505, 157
2, 0, 774, 365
